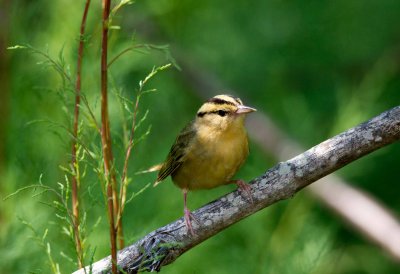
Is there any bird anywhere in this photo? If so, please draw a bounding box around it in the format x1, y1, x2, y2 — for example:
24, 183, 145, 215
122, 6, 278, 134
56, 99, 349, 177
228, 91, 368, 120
154, 94, 256, 235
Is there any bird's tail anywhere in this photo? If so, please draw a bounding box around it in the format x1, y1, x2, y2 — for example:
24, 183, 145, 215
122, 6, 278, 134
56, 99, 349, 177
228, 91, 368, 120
135, 163, 163, 175
135, 163, 164, 187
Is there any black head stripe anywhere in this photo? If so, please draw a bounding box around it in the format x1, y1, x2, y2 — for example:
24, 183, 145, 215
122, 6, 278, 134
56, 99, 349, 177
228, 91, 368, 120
222, 94, 242, 105
207, 97, 236, 106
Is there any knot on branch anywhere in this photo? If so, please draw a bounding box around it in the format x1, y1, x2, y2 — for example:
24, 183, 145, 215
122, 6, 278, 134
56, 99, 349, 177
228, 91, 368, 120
125, 232, 182, 273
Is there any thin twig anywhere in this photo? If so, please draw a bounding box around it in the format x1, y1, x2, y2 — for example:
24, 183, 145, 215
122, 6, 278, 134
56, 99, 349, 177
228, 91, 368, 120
17, 45, 101, 133
116, 94, 140, 248
116, 64, 171, 249
71, 0, 91, 269
108, 45, 144, 68
108, 44, 165, 67
100, 0, 118, 273
74, 106, 400, 274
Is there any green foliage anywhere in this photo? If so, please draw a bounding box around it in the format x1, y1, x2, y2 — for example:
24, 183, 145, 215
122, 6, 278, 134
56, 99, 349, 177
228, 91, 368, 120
2, 0, 400, 274
3, 1, 174, 273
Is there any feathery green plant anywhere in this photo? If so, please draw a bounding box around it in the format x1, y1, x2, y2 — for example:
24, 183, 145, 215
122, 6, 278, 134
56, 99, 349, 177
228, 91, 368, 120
5, 1, 175, 273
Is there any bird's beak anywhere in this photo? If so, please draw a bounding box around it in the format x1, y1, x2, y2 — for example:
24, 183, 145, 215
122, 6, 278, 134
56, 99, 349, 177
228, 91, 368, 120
236, 105, 257, 114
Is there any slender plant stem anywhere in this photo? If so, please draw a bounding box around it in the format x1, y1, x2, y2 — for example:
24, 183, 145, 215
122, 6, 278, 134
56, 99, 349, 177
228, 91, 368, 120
108, 44, 172, 68
108, 45, 143, 68
117, 94, 140, 240
24, 45, 101, 134
108, 44, 151, 67
116, 65, 171, 231
71, 0, 91, 268
101, 0, 118, 273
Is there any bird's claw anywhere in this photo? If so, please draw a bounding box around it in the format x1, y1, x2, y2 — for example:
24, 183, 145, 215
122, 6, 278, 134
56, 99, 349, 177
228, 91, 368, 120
234, 179, 253, 203
184, 208, 198, 236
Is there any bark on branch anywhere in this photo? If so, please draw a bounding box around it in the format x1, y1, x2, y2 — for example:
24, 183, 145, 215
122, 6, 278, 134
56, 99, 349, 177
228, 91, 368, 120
74, 106, 400, 274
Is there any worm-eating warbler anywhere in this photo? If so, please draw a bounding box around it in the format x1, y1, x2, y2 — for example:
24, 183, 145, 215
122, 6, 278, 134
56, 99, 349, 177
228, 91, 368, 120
154, 94, 256, 234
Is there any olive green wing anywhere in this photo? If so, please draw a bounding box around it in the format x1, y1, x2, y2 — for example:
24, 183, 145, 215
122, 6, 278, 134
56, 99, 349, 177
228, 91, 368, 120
154, 120, 196, 185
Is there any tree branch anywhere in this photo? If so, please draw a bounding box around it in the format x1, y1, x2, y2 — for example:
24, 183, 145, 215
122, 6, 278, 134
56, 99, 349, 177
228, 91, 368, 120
172, 50, 400, 261
125, 15, 400, 262
74, 106, 400, 273
247, 111, 400, 262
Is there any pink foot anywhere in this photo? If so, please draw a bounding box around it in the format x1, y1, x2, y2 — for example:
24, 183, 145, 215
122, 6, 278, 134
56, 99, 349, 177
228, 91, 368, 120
232, 179, 253, 202
182, 188, 198, 236
184, 208, 197, 236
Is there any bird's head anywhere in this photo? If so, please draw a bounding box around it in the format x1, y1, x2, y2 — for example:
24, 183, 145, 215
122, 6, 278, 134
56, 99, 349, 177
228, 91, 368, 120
196, 94, 256, 132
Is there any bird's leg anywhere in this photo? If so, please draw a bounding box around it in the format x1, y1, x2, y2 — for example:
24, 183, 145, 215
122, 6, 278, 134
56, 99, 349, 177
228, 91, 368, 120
230, 179, 253, 202
183, 189, 196, 236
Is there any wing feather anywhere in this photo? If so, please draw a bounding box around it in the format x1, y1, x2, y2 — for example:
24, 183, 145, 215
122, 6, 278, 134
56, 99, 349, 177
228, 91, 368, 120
154, 121, 196, 185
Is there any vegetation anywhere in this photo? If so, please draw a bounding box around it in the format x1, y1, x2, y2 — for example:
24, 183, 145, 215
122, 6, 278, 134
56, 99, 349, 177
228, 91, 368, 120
1, 0, 399, 273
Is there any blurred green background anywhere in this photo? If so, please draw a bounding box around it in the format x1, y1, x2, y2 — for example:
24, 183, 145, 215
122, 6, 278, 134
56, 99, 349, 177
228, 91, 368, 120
1, 0, 400, 273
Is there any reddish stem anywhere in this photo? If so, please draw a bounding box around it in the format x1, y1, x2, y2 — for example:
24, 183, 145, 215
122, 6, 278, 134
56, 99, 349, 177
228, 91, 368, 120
71, 0, 91, 268
101, 0, 118, 273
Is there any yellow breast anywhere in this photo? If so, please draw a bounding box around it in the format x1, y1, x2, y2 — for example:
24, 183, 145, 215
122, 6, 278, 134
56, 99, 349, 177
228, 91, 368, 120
172, 121, 249, 190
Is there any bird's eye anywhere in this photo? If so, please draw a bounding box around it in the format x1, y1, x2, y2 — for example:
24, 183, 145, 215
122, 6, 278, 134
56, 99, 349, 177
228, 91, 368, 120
217, 110, 227, 117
